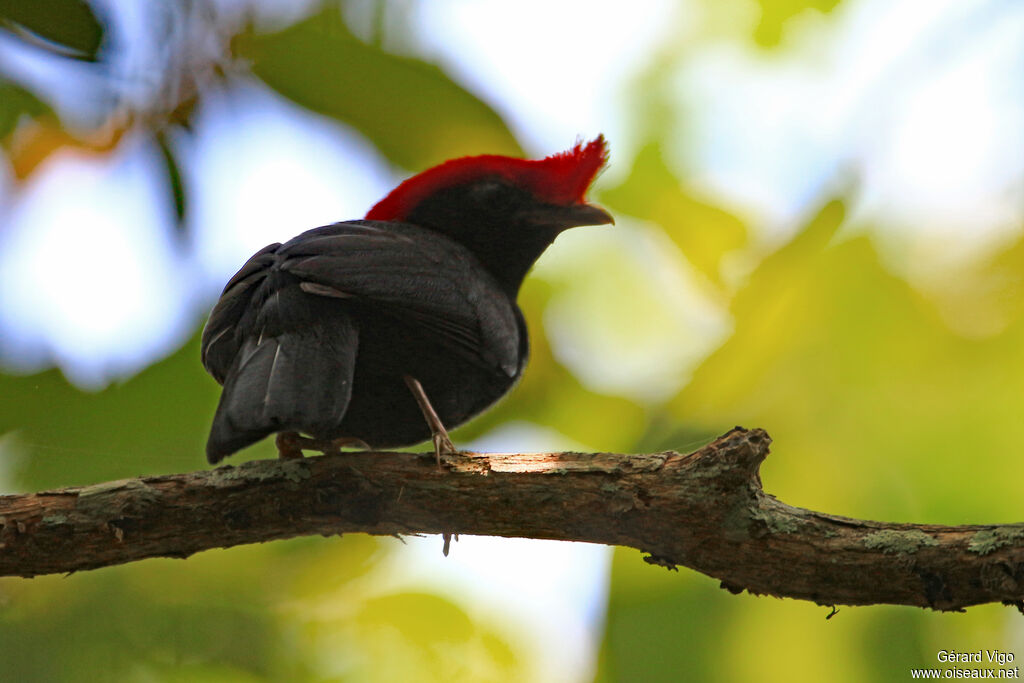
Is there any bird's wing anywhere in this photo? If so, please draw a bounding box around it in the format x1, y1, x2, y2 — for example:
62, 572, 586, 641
277, 221, 521, 376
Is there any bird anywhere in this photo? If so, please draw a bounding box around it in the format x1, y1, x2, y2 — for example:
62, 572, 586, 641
200, 136, 613, 464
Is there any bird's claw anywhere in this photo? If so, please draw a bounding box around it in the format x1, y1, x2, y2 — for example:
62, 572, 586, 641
432, 432, 458, 467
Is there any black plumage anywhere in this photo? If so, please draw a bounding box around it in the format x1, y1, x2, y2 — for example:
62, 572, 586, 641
201, 138, 611, 463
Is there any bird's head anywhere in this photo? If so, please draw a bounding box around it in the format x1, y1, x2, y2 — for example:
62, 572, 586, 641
365, 136, 613, 291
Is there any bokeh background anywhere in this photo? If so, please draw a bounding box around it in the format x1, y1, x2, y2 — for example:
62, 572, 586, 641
2, 0, 1024, 680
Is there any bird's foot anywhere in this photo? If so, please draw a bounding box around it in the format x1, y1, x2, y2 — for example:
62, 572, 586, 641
431, 431, 457, 468
404, 375, 459, 468
275, 431, 306, 459
276, 432, 370, 458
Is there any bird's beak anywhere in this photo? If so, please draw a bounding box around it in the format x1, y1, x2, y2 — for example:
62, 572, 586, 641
528, 202, 615, 230
566, 203, 615, 227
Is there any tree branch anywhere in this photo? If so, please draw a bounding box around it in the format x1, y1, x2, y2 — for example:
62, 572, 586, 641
1, 428, 1022, 611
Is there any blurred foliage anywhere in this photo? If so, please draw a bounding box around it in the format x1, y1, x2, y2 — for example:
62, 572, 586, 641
598, 547, 1014, 683
0, 80, 53, 145
603, 142, 747, 287
235, 5, 522, 170
668, 195, 1024, 522
0, 332, 226, 489
0, 0, 104, 61
2, 0, 1024, 682
0, 533, 524, 682
752, 0, 843, 46
593, 194, 1024, 681
156, 129, 189, 237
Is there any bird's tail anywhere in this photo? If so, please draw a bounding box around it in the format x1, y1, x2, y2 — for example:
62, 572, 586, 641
205, 315, 358, 463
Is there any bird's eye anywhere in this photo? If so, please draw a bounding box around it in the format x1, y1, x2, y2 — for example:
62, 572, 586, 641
470, 180, 517, 211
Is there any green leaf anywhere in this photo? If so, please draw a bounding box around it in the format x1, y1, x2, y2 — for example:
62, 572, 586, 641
0, 559, 277, 682
666, 194, 1024, 522
602, 142, 748, 285
750, 0, 843, 48
596, 549, 742, 683
0, 80, 52, 145
0, 331, 275, 491
235, 7, 521, 171
0, 0, 104, 61
155, 130, 189, 240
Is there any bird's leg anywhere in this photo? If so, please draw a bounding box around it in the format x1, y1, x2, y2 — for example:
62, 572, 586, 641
403, 376, 458, 553
275, 431, 306, 459
403, 375, 457, 466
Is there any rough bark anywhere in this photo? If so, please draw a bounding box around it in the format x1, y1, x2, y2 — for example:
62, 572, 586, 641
1, 428, 1022, 611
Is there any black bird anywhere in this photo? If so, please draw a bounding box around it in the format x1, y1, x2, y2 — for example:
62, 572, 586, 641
201, 136, 612, 463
